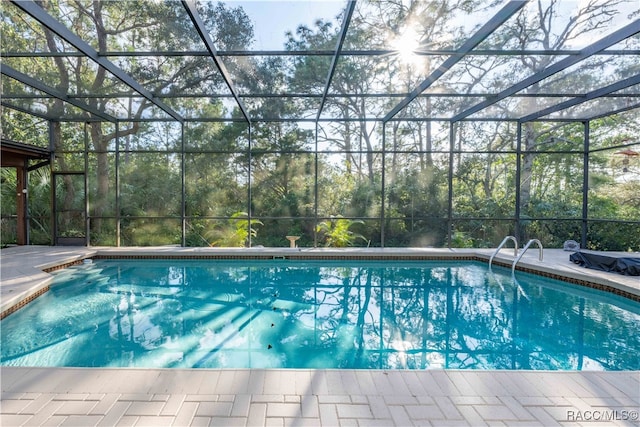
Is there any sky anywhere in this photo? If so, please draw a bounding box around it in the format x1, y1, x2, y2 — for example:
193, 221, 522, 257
228, 0, 347, 50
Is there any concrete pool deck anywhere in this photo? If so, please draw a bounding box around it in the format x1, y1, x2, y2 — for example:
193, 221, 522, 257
1, 246, 639, 426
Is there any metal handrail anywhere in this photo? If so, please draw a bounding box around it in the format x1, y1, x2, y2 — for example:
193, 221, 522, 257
488, 235, 519, 268
511, 238, 543, 275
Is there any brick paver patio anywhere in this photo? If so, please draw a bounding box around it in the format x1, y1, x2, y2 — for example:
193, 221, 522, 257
2, 367, 639, 426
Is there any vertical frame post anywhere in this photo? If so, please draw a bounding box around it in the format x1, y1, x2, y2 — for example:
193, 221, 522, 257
515, 122, 522, 242
447, 122, 455, 248
381, 121, 386, 248
314, 121, 319, 248
84, 122, 90, 246
115, 121, 121, 247
49, 121, 56, 245
181, 121, 186, 247
247, 122, 253, 247
582, 121, 590, 249
16, 161, 27, 245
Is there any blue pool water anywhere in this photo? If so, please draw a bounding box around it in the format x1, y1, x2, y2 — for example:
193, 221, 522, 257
1, 259, 638, 370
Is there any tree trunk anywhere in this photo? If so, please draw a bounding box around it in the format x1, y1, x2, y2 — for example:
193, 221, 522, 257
359, 120, 375, 184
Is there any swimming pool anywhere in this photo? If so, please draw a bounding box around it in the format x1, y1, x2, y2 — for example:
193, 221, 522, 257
1, 259, 638, 370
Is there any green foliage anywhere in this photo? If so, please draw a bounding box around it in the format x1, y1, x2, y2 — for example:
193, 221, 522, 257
316, 216, 367, 247
450, 231, 474, 248
521, 219, 582, 249
205, 212, 263, 247
120, 154, 181, 217
0, 111, 49, 148
587, 221, 640, 252
121, 219, 181, 246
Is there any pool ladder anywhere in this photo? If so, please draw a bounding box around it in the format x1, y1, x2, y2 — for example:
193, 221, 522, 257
488, 235, 519, 268
511, 238, 543, 275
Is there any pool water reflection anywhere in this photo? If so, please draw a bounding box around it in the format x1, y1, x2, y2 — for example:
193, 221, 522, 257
1, 259, 638, 370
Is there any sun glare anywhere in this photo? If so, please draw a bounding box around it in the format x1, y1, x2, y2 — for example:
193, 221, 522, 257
392, 27, 422, 67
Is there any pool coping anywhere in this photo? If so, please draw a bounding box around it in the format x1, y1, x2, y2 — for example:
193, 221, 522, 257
2, 246, 639, 319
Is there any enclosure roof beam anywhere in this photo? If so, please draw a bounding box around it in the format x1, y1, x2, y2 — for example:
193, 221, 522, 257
182, 0, 251, 124
316, 0, 357, 121
10, 49, 639, 58
452, 19, 640, 122
382, 0, 528, 123
13, 92, 633, 100
1, 63, 116, 122
520, 74, 640, 122
10, 0, 184, 124
587, 101, 640, 121
1, 100, 54, 121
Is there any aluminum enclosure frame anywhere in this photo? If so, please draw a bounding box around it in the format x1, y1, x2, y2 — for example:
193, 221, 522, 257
1, 0, 639, 248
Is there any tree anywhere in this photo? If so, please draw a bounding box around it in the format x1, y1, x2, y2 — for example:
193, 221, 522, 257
503, 0, 631, 208
3, 0, 256, 242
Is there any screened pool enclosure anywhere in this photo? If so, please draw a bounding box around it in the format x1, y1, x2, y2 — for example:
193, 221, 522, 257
1, 0, 639, 250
